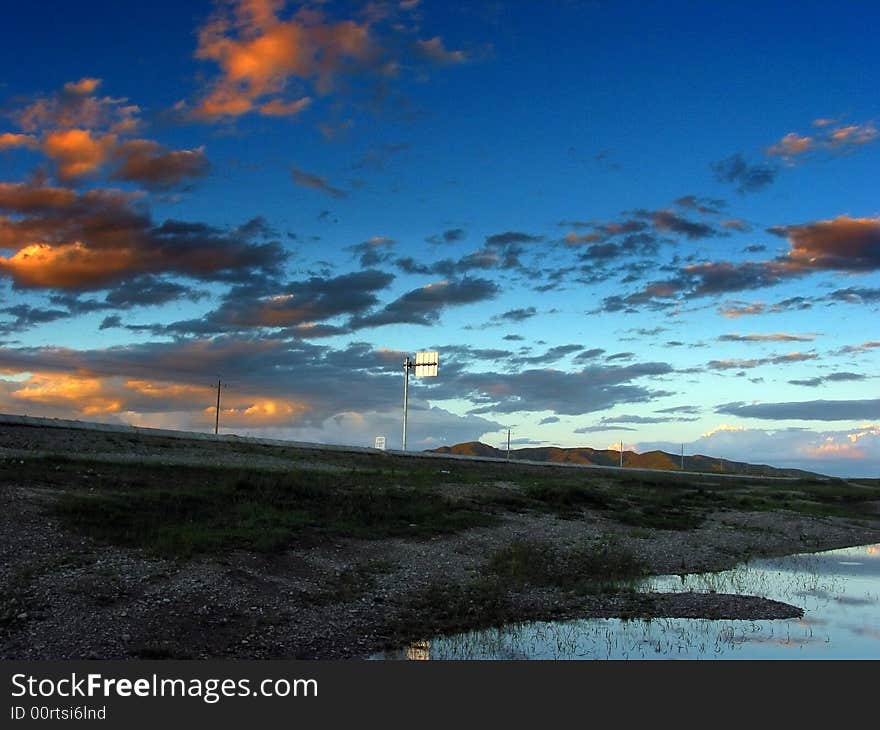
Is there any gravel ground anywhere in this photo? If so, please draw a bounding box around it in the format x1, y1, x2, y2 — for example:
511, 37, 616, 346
2, 421, 879, 660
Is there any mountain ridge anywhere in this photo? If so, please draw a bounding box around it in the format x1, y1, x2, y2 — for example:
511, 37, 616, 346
427, 441, 823, 478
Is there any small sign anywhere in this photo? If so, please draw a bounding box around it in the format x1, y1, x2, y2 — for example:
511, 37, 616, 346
414, 350, 439, 377
374, 436, 386, 450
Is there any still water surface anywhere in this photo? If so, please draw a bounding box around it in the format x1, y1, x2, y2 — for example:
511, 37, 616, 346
379, 543, 880, 659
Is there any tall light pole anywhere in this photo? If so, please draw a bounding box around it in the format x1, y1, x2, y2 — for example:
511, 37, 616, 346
214, 377, 227, 435
402, 356, 411, 451
402, 351, 439, 451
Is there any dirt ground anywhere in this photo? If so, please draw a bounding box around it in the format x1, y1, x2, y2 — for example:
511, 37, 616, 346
2, 421, 879, 660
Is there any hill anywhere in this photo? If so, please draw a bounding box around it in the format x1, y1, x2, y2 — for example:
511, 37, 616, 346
428, 441, 822, 478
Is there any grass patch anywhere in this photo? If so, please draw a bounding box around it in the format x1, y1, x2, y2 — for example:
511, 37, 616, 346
487, 538, 648, 593
51, 462, 497, 558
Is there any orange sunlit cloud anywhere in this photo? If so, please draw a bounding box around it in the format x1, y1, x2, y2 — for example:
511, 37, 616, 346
0, 132, 39, 150
0, 242, 139, 289
767, 132, 814, 158
803, 440, 866, 459
783, 215, 880, 267
42, 128, 117, 180
259, 96, 312, 116
193, 1, 375, 119
191, 0, 464, 120
11, 373, 123, 415
201, 398, 310, 427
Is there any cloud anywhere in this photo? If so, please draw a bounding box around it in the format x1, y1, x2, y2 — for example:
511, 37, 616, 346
11, 77, 139, 134
594, 413, 699, 425
111, 140, 210, 190
348, 236, 396, 266
426, 228, 465, 245
715, 399, 880, 421
350, 277, 499, 329
42, 128, 118, 180
190, 0, 470, 122
0, 337, 502, 448
0, 133, 39, 151
769, 216, 880, 271
828, 123, 877, 148
0, 182, 286, 290
718, 333, 815, 343
711, 153, 777, 193
789, 372, 866, 387
427, 361, 674, 416
828, 287, 880, 304
605, 215, 880, 312
258, 96, 312, 117
291, 167, 347, 198
639, 424, 880, 477
485, 231, 543, 247
509, 344, 583, 366
415, 36, 467, 64
492, 306, 537, 323
836, 340, 880, 355
766, 132, 814, 159
707, 351, 817, 370
186, 269, 395, 332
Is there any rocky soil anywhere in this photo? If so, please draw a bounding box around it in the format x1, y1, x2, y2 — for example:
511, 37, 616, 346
2, 421, 879, 660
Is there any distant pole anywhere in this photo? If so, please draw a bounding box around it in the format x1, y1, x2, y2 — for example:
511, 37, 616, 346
507, 429, 511, 461
681, 443, 684, 470
619, 440, 623, 468
214, 377, 222, 435
402, 356, 411, 451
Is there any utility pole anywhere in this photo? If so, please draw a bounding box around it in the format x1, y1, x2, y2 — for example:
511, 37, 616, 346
214, 377, 223, 435
681, 443, 684, 470
619, 440, 623, 468
507, 429, 511, 461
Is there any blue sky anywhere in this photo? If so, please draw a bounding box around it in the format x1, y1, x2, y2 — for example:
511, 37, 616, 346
1, 0, 878, 475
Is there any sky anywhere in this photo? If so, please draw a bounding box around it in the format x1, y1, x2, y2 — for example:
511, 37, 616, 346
0, 0, 878, 477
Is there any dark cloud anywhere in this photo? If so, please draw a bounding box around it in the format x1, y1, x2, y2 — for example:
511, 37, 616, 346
635, 209, 717, 240
291, 167, 347, 198
718, 333, 815, 343
485, 231, 543, 247
0, 304, 69, 334
538, 416, 560, 425
674, 195, 726, 215
596, 414, 699, 425
654, 405, 701, 415
352, 143, 410, 170
711, 153, 778, 193
426, 228, 465, 245
492, 306, 537, 323
828, 287, 880, 304
426, 361, 674, 416
163, 269, 396, 334
348, 237, 396, 267
707, 352, 817, 370
0, 182, 287, 290
111, 140, 210, 190
509, 344, 583, 366
573, 348, 605, 362
768, 216, 880, 271
350, 277, 499, 329
715, 399, 880, 421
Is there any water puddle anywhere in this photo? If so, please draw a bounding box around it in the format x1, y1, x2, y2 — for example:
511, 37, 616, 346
377, 542, 880, 659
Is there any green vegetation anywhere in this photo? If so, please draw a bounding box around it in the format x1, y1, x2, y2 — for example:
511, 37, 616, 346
41, 458, 496, 557
487, 538, 647, 593
2, 445, 878, 562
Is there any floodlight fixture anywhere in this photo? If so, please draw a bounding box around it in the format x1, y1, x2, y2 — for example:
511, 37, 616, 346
402, 351, 439, 451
